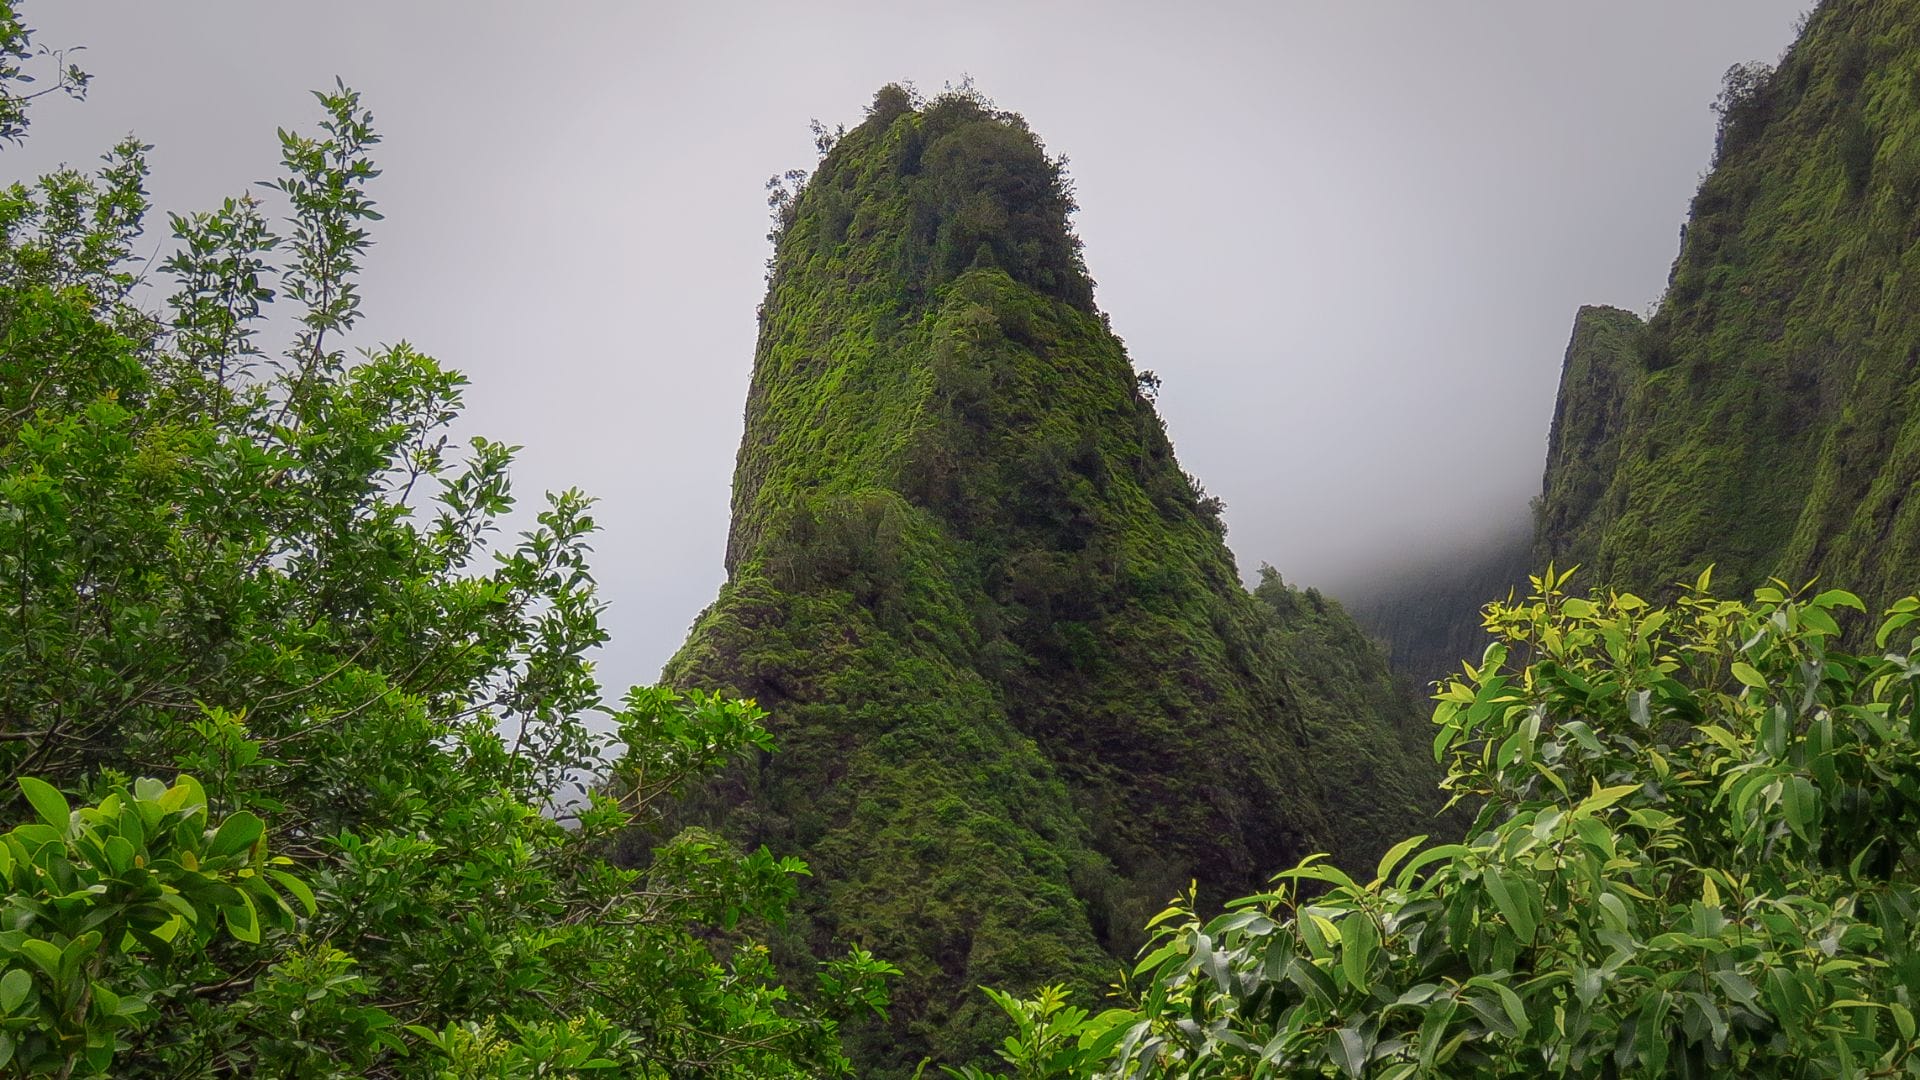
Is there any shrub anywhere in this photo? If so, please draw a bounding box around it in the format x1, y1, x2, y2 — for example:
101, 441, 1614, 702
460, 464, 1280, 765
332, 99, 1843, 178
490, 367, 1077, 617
967, 570, 1920, 1077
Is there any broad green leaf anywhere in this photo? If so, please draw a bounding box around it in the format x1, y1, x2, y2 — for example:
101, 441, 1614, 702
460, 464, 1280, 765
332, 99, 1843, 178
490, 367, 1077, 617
222, 893, 261, 944
207, 811, 264, 860
1893, 1001, 1916, 1041
1812, 588, 1866, 612
1483, 868, 1535, 942
17, 778, 70, 832
1331, 1027, 1367, 1079
0, 969, 29, 1013
1800, 605, 1841, 637
17, 940, 61, 979
267, 869, 317, 917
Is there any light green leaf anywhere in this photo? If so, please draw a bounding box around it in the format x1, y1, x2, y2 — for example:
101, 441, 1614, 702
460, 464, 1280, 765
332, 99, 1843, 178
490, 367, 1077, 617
1893, 1001, 1916, 1041
1812, 588, 1866, 612
17, 777, 70, 832
1374, 834, 1429, 884
267, 869, 317, 917
17, 940, 60, 979
0, 969, 30, 1013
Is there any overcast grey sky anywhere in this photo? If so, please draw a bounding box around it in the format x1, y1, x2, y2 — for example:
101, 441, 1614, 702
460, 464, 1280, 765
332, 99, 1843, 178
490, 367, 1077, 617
21, 1, 1809, 696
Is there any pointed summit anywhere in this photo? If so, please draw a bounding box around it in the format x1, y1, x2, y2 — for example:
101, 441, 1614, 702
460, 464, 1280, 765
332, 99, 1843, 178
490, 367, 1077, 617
667, 86, 1436, 1071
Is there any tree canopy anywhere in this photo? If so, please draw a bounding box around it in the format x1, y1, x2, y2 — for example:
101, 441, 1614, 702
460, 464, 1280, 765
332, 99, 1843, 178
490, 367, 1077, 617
0, 8, 890, 1076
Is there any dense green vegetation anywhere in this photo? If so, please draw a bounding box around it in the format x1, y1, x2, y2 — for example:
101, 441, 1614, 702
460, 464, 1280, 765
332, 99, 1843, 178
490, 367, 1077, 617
0, 13, 893, 1075
1252, 570, 1442, 857
1537, 0, 1920, 611
961, 572, 1920, 1078
22, 0, 1920, 1075
665, 85, 1440, 1071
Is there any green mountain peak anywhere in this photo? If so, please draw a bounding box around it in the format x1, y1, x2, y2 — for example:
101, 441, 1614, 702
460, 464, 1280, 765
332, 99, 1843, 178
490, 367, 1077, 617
667, 86, 1436, 1070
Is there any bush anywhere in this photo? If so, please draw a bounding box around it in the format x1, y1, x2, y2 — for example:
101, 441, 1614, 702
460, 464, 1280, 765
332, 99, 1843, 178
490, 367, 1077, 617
1711, 61, 1775, 163
966, 570, 1920, 1077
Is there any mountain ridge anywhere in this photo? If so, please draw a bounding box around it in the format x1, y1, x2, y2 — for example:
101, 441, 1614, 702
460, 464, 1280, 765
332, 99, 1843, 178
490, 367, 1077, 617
1537, 0, 1920, 607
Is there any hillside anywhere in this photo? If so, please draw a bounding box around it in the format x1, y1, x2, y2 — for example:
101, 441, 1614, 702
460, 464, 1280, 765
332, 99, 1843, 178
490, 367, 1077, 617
663, 86, 1440, 1071
1537, 0, 1920, 606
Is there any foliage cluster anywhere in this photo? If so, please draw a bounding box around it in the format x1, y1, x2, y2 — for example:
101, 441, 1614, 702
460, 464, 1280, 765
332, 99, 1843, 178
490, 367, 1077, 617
0, 12, 891, 1076
960, 572, 1920, 1078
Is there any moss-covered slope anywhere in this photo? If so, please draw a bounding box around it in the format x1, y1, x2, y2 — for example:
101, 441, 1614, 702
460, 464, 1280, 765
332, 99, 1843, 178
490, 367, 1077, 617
1251, 569, 1440, 850
665, 87, 1437, 1069
1538, 0, 1920, 606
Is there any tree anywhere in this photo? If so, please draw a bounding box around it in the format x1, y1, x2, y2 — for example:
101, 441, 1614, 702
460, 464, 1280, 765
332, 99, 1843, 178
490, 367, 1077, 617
966, 569, 1920, 1077
0, 4, 890, 1075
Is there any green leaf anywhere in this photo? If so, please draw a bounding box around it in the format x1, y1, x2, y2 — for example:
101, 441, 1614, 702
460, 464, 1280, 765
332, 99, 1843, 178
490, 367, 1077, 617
17, 939, 60, 979
1483, 868, 1535, 942
1781, 775, 1816, 841
1492, 980, 1530, 1037
1416, 998, 1457, 1071
1575, 783, 1639, 817
1374, 834, 1429, 884
17, 777, 70, 832
222, 893, 261, 944
207, 811, 264, 860
267, 869, 317, 917
0, 969, 30, 1013
1637, 989, 1671, 1073
1341, 913, 1378, 993
1573, 816, 1616, 859
1731, 662, 1767, 690
1331, 1026, 1367, 1079
1395, 844, 1471, 887
1892, 1001, 1916, 1041
1813, 588, 1866, 612
1800, 605, 1841, 637
1132, 940, 1184, 978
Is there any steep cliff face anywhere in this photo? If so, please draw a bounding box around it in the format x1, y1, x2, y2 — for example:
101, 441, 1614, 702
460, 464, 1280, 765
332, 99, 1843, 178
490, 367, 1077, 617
665, 87, 1437, 1069
1538, 0, 1920, 605
1339, 516, 1534, 690
1535, 306, 1644, 569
